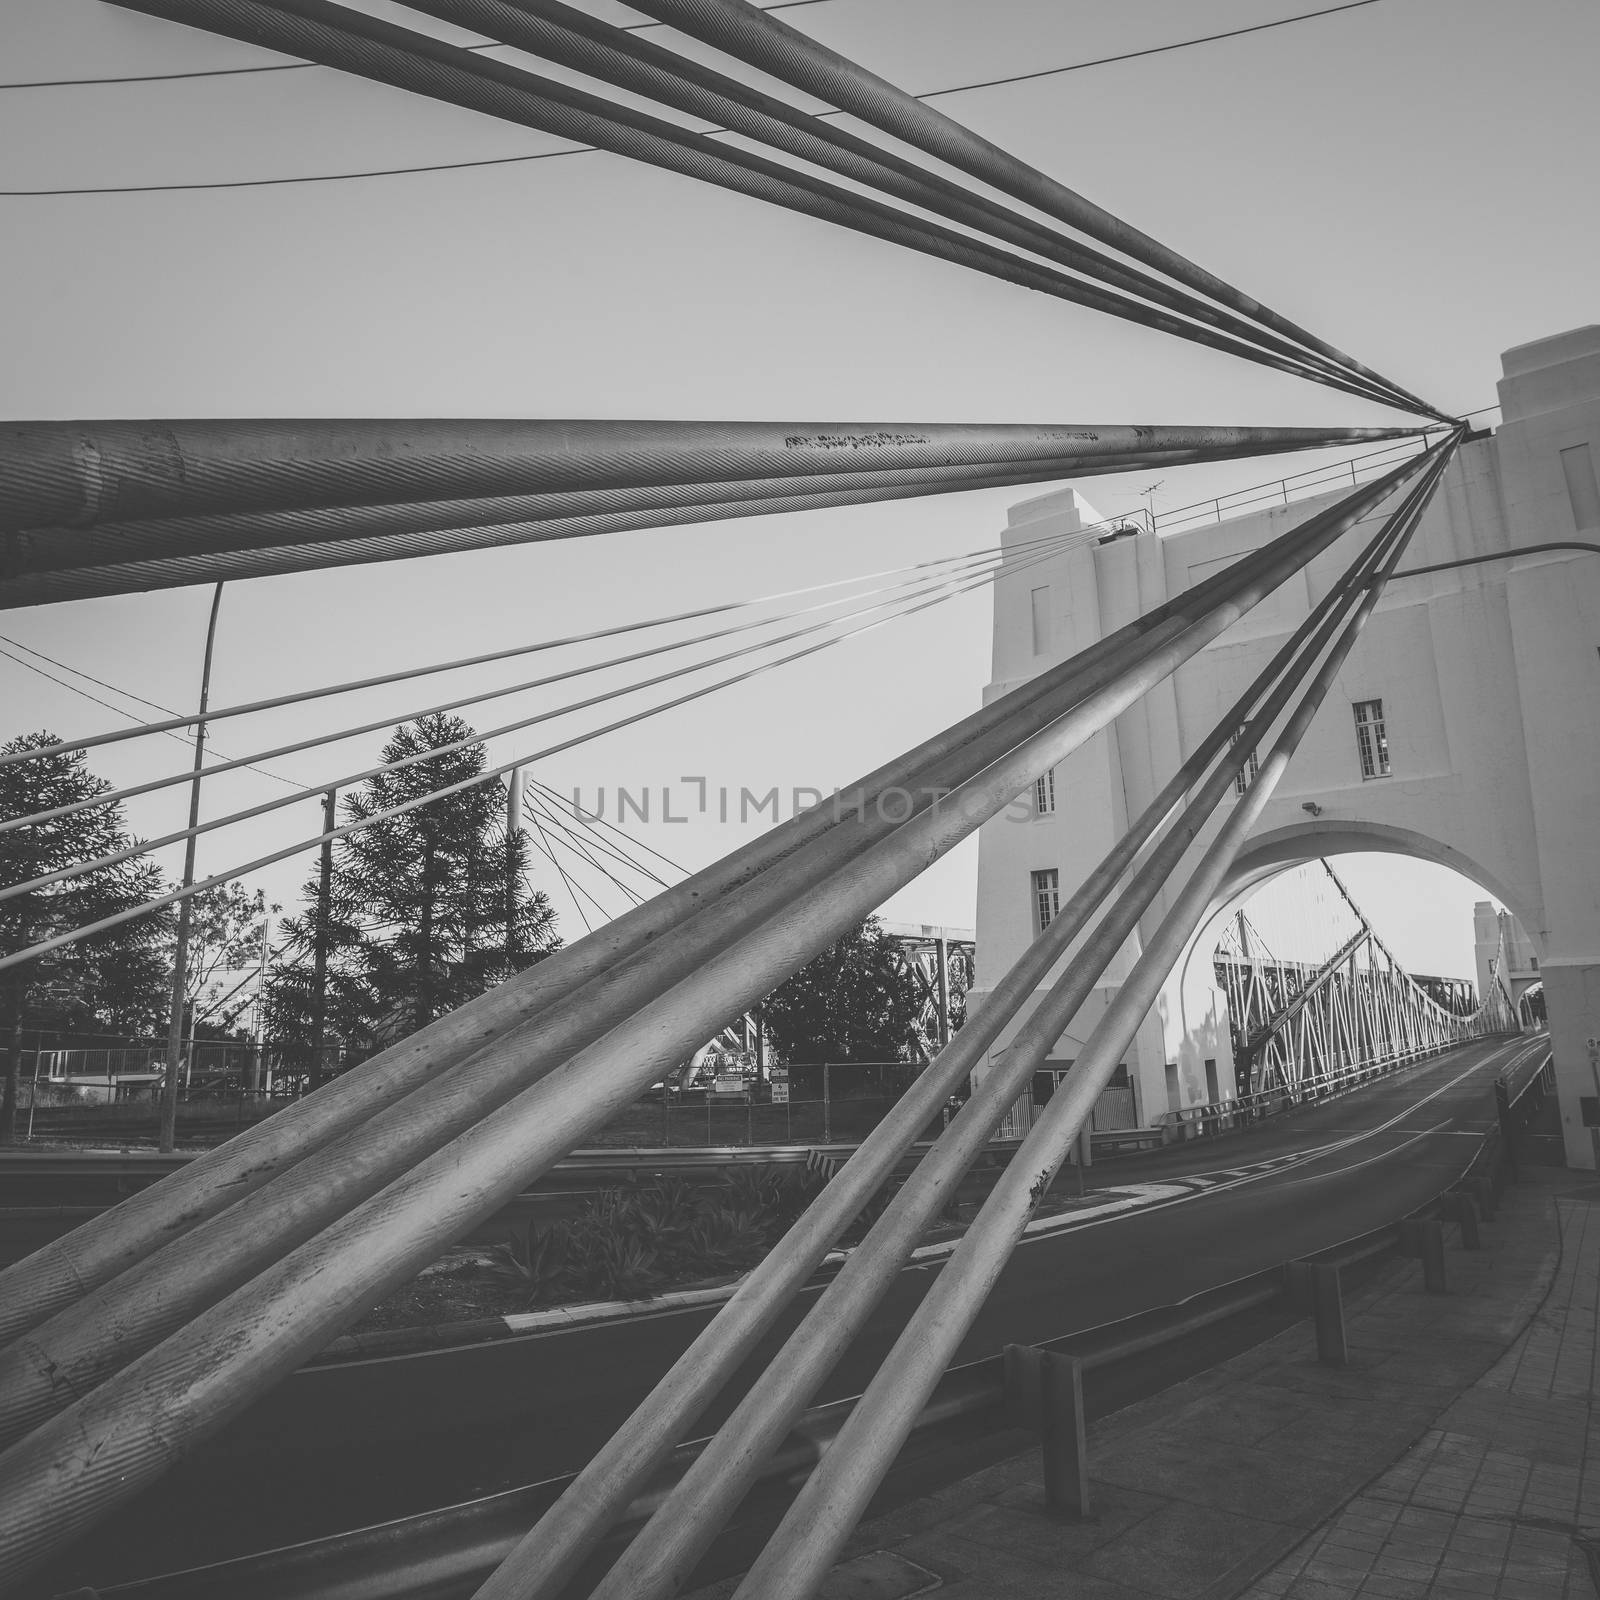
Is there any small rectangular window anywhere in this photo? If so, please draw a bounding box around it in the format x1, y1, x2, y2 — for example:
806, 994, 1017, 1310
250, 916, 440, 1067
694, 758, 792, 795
1353, 698, 1390, 779
1030, 586, 1051, 655
1034, 767, 1056, 815
1561, 443, 1600, 532
1231, 726, 1259, 797
1031, 868, 1059, 935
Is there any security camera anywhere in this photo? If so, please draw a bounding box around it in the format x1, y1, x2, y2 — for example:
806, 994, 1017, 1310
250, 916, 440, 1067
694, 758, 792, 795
1302, 801, 1323, 817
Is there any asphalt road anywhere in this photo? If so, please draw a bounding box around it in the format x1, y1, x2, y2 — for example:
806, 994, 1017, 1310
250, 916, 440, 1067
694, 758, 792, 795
31, 1032, 1547, 1595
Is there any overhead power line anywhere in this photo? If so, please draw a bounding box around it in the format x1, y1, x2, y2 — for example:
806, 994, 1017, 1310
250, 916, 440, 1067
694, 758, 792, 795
0, 636, 303, 786
896, 0, 1388, 103
0, 0, 838, 88
1, 2, 1392, 196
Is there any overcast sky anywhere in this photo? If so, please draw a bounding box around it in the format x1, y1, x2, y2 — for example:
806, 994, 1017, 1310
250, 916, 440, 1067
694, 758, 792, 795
3, 0, 1595, 977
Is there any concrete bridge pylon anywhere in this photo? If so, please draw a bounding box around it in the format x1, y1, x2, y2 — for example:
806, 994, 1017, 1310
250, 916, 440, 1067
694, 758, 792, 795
972, 325, 1600, 1165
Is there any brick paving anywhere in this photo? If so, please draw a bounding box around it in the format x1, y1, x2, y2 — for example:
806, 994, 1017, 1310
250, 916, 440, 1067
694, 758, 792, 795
687, 1168, 1584, 1600
1237, 1185, 1600, 1600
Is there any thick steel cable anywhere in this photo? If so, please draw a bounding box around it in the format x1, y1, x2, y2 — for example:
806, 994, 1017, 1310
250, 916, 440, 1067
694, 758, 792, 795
0, 455, 1426, 1354
0, 0, 833, 86
1, 409, 1407, 536
0, 534, 1250, 1449
0, 531, 1085, 962
397, 0, 1409, 412
0, 500, 1427, 1497
561, 446, 1451, 1600
624, 0, 1449, 421
0, 437, 1374, 608
473, 446, 1449, 1600
0, 557, 1215, 1345
8, 450, 1187, 577
0, 525, 1082, 833
97, 0, 1410, 424
0, 455, 1439, 1582
0, 526, 1082, 890
590, 447, 1456, 1600
728, 445, 1458, 1600
0, 535, 1192, 1451
2, 517, 1103, 769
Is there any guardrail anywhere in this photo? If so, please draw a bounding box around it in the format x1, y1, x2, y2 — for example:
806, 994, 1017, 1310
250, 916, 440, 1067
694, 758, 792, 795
64, 1051, 1553, 1600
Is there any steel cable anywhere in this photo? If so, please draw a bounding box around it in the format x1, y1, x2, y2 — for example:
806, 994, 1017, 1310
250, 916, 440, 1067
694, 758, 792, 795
0, 451, 1441, 1585
724, 444, 1458, 1600
398, 0, 1409, 411
475, 439, 1453, 1600
0, 531, 1085, 964
1, 517, 1102, 768
0, 524, 1085, 886
0, 452, 1429, 1360
0, 524, 1088, 833
96, 0, 1412, 420
624, 0, 1448, 420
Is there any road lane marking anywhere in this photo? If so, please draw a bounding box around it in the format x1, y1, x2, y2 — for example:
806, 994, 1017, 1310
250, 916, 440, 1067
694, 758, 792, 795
490, 1039, 1548, 1338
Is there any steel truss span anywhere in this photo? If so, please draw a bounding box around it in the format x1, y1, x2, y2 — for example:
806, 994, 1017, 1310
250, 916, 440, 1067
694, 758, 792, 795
1206, 861, 1517, 1131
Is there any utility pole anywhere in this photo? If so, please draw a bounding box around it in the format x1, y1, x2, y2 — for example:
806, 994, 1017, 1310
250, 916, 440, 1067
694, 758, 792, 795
309, 788, 336, 1092
160, 583, 224, 1155
506, 766, 524, 968
249, 908, 272, 1095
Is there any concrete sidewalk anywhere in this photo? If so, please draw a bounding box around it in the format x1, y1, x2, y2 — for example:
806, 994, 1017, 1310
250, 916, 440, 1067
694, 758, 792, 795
758, 1168, 1589, 1600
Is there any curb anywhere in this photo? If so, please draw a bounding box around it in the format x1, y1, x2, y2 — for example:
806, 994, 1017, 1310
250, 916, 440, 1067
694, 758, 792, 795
314, 1188, 1164, 1363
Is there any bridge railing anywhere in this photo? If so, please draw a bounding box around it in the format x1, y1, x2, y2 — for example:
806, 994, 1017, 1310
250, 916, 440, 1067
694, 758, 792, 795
1151, 435, 1436, 538
1156, 1030, 1522, 1142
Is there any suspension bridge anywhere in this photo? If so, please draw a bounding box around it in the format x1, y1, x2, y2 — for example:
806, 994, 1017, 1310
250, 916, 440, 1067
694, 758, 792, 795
0, 1, 1596, 1598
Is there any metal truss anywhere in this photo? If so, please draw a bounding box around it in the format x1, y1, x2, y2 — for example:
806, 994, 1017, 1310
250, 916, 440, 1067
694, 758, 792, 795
884, 926, 976, 1056
1214, 861, 1516, 1101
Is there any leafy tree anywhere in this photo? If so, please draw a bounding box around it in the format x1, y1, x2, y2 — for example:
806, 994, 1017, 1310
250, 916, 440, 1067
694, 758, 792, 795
760, 916, 925, 1065
269, 714, 559, 1080
0, 732, 172, 1142
174, 882, 276, 1036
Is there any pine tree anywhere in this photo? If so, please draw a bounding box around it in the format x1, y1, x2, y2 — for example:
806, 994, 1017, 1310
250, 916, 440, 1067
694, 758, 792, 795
0, 733, 172, 1142
269, 714, 558, 1080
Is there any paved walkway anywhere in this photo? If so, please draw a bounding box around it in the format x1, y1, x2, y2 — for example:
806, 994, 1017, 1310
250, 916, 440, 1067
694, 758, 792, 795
755, 1168, 1594, 1600
1240, 1180, 1600, 1600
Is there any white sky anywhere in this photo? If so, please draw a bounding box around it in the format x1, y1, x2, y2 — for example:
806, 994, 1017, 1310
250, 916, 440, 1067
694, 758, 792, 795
3, 0, 1595, 978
